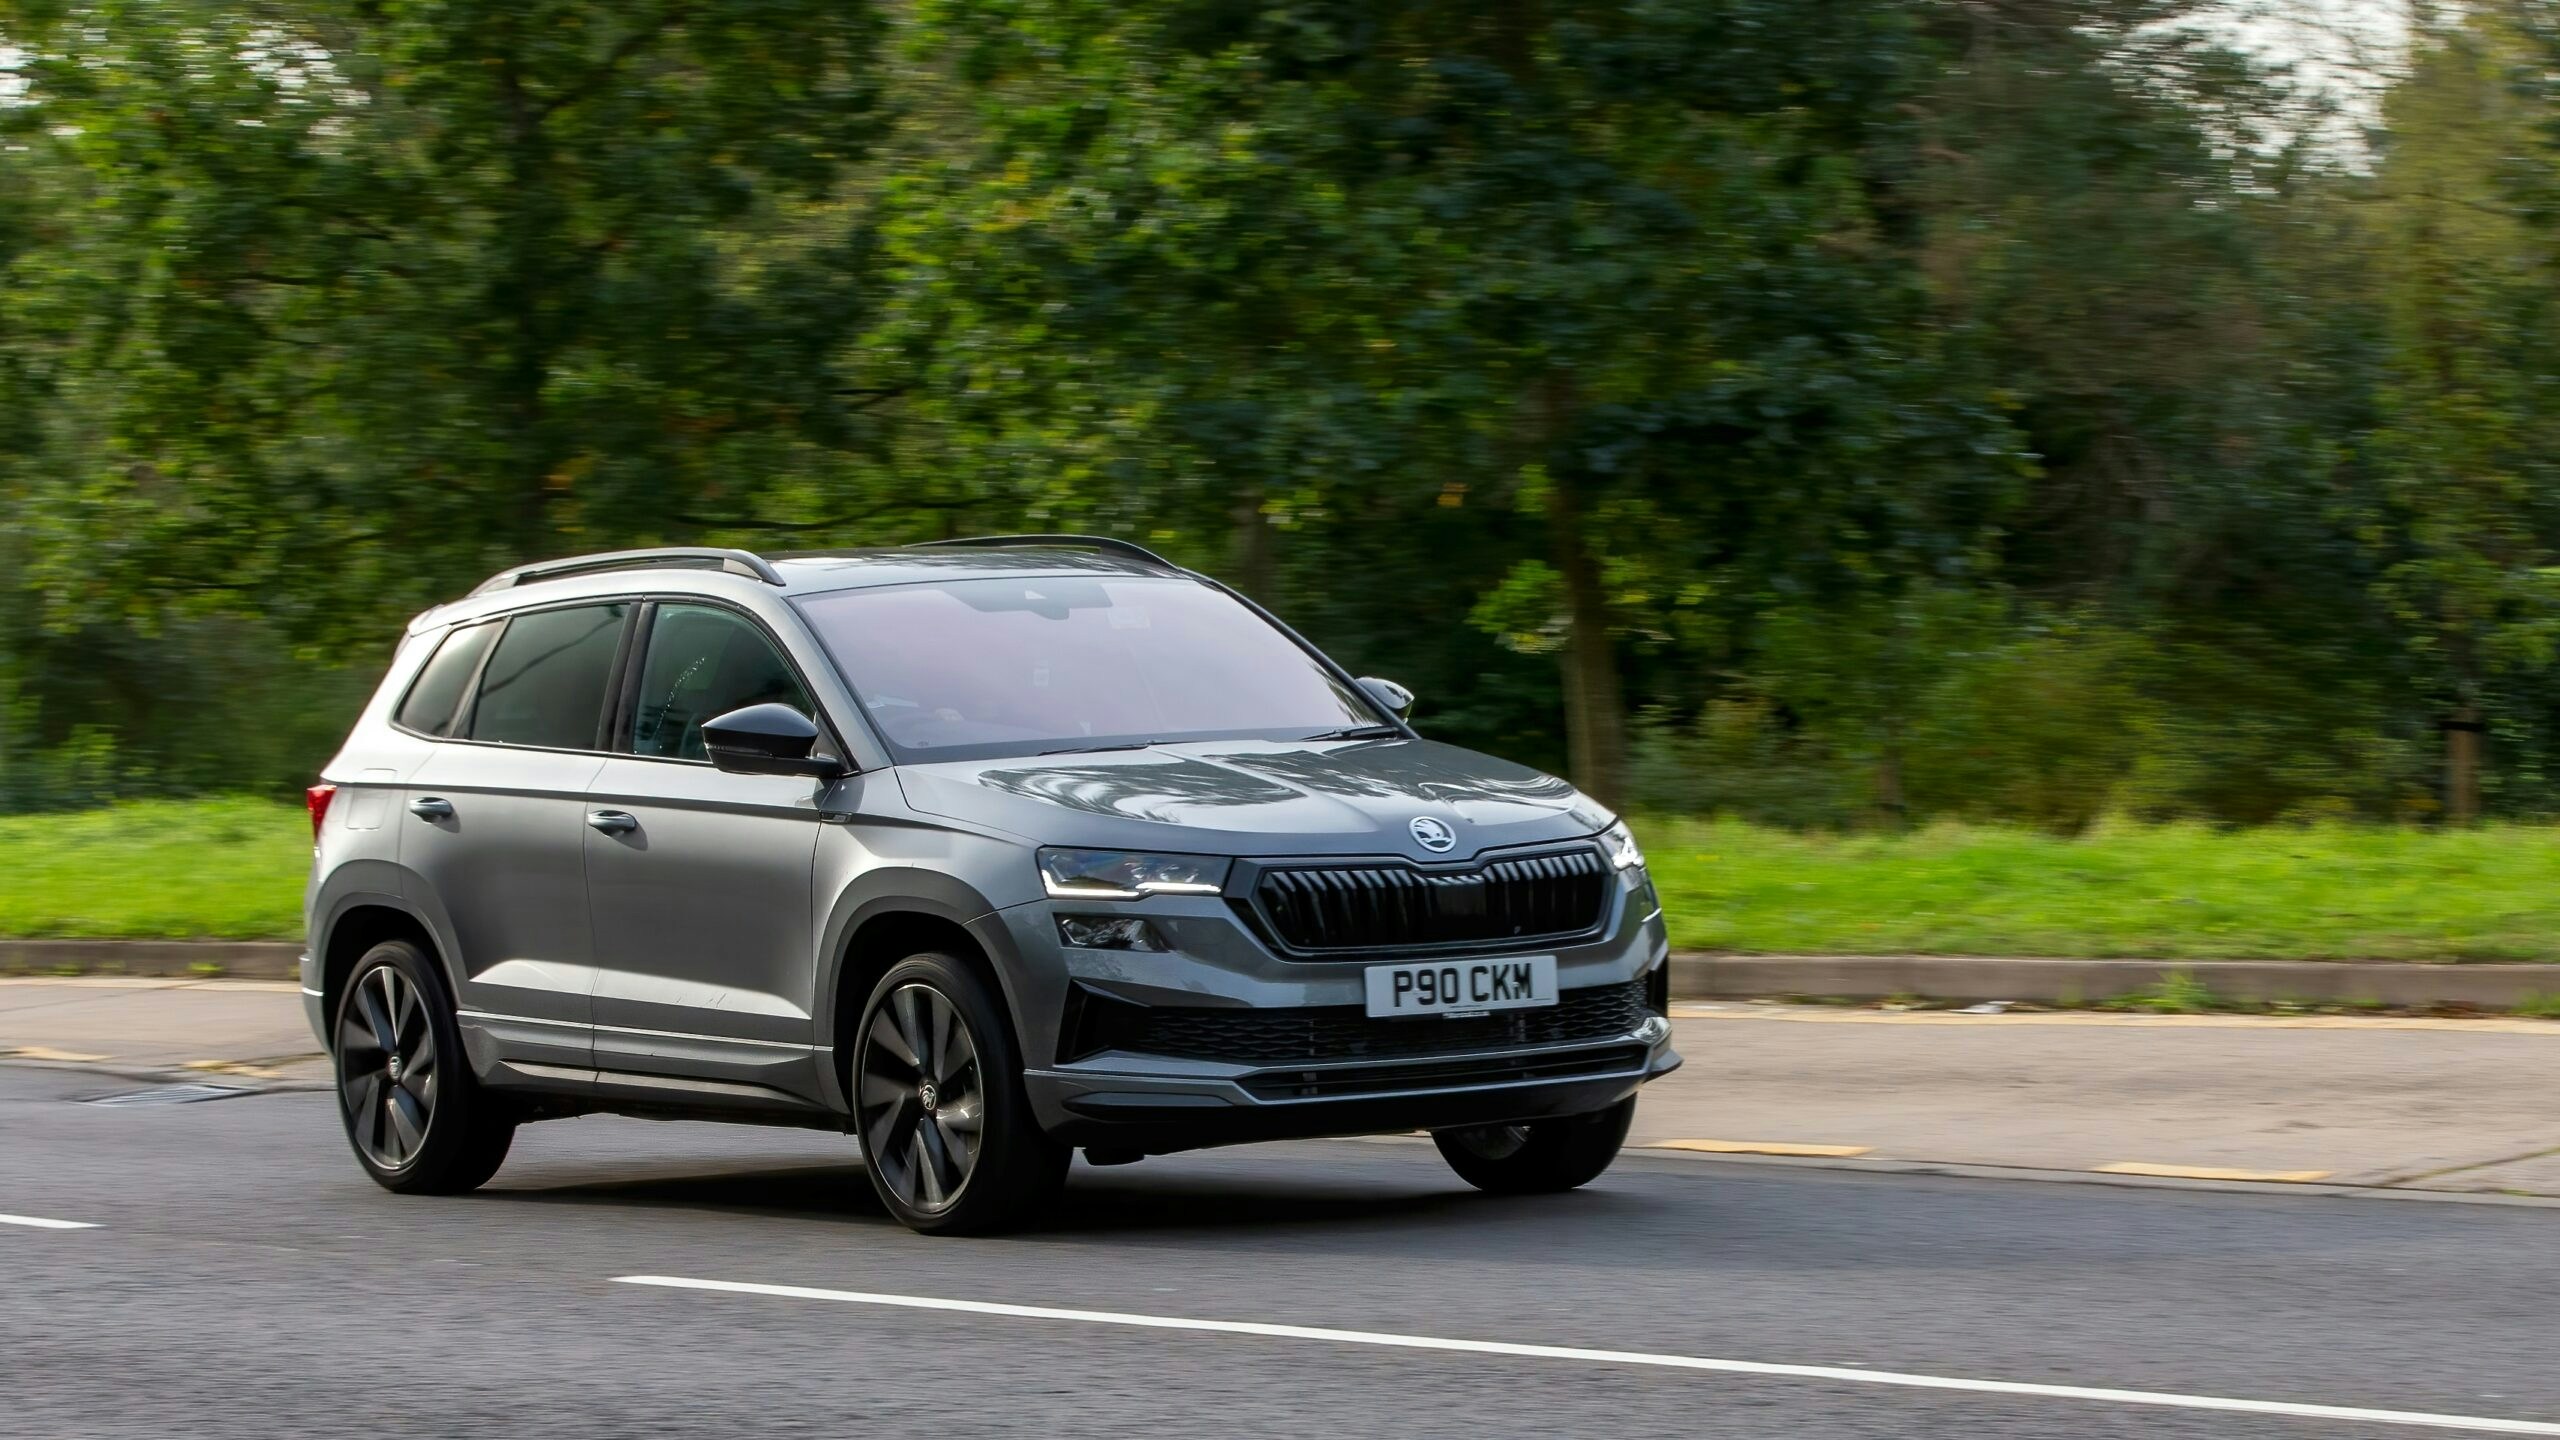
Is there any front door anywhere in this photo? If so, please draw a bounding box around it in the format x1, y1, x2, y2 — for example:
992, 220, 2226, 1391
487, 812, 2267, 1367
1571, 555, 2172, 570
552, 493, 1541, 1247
401, 601, 632, 1078
584, 602, 831, 1102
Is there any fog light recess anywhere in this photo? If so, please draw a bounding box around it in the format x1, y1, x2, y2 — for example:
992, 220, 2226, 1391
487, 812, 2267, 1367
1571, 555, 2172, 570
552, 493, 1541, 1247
1056, 915, 1167, 951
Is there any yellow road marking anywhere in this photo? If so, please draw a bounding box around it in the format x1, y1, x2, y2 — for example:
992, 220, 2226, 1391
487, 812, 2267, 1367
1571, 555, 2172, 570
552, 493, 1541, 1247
1668, 1005, 2560, 1034
183, 1059, 281, 1078
1647, 1138, 1874, 1158
2095, 1162, 2333, 1184
7, 1045, 110, 1062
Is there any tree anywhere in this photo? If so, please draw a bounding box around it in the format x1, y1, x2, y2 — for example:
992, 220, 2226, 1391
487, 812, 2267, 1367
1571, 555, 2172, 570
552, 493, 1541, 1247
899, 0, 2029, 806
2371, 3, 2560, 819
0, 0, 893, 641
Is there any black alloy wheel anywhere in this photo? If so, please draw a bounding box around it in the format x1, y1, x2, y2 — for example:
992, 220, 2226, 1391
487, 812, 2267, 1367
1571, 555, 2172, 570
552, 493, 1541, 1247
851, 953, 1068, 1235
1434, 1096, 1635, 1194
340, 961, 437, 1169
333, 939, 515, 1194
858, 982, 987, 1213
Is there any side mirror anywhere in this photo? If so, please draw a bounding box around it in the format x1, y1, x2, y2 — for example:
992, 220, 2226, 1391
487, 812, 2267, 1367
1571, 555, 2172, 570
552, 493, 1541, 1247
1355, 676, 1415, 721
701, 703, 846, 780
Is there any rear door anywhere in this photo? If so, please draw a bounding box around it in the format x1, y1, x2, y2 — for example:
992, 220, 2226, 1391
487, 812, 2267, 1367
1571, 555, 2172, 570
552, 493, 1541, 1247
583, 601, 833, 1103
400, 601, 632, 1077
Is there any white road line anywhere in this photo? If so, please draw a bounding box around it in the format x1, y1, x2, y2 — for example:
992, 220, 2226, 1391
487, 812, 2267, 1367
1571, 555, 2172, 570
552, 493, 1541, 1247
0, 1213, 97, 1230
615, 1275, 2560, 1435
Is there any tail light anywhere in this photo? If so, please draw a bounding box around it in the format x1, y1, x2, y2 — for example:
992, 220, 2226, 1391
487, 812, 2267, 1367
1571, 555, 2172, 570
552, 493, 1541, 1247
305, 783, 338, 842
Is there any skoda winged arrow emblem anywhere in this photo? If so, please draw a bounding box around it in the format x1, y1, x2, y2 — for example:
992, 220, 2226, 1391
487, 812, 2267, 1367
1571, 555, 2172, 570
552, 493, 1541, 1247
1409, 816, 1457, 853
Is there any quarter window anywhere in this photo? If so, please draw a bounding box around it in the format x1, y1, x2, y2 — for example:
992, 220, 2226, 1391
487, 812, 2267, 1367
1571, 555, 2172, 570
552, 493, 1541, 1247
628, 604, 817, 761
393, 621, 498, 738
466, 604, 629, 750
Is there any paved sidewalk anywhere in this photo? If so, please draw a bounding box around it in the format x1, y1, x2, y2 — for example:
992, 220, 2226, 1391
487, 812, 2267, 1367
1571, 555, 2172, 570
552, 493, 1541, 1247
10, 977, 2560, 1198
1639, 1003, 2560, 1197
0, 977, 323, 1083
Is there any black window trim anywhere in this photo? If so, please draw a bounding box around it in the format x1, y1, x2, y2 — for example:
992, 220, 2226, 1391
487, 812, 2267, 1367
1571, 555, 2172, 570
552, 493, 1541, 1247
604, 594, 852, 771
603, 601, 657, 756
601, 600, 650, 754
431, 597, 640, 759
387, 618, 504, 743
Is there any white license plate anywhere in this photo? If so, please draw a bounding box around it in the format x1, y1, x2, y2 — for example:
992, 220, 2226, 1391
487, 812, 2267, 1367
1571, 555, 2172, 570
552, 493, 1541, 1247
1364, 956, 1558, 1019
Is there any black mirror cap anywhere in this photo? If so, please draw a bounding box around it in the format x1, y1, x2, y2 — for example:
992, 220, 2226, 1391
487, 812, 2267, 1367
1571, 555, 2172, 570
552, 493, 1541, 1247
701, 703, 847, 779
1355, 676, 1415, 720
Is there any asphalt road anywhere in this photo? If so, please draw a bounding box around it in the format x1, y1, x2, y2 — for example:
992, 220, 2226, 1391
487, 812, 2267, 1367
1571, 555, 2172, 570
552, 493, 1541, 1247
5, 1064, 2558, 1440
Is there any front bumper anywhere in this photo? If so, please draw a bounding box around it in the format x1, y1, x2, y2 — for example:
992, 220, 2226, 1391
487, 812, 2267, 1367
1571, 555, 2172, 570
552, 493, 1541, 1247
1023, 1016, 1681, 1153
980, 854, 1677, 1152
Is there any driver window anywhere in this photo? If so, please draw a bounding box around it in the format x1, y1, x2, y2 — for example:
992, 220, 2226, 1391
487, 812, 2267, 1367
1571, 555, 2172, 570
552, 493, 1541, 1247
629, 604, 817, 761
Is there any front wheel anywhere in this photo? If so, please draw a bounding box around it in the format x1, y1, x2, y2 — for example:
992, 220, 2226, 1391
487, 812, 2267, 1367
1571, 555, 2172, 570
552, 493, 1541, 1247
333, 939, 515, 1195
851, 953, 1067, 1235
1434, 1097, 1634, 1194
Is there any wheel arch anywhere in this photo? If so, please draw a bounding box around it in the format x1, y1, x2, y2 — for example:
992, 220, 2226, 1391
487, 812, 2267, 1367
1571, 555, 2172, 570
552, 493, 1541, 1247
815, 872, 1025, 1113
316, 899, 445, 1042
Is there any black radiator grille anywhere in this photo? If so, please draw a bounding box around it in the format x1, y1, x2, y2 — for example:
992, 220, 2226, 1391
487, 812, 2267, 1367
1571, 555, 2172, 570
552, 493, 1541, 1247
1066, 977, 1653, 1068
1248, 846, 1611, 954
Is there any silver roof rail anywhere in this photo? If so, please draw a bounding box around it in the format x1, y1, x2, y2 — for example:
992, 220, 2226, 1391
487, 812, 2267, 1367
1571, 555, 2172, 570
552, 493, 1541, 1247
468, 546, 785, 597
905, 533, 1182, 573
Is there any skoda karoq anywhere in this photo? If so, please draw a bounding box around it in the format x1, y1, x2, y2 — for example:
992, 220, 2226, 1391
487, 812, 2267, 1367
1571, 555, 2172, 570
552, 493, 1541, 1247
304, 537, 1677, 1233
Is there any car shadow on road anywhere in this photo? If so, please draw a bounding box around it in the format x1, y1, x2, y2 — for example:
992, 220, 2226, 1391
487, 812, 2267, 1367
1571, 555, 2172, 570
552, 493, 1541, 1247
481, 1148, 1653, 1244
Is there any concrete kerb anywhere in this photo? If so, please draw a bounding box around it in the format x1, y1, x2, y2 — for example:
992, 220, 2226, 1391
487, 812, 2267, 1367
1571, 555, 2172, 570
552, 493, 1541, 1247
8, 940, 2560, 1011
0, 940, 302, 981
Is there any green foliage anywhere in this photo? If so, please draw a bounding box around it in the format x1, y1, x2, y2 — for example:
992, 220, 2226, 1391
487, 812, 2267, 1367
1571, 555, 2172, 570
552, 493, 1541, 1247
0, 798, 307, 938
0, 0, 896, 638
2364, 7, 2560, 803
2106, 969, 2220, 1015
24, 799, 2560, 962
1629, 699, 1869, 830
3, 1, 2560, 828
1645, 815, 2560, 961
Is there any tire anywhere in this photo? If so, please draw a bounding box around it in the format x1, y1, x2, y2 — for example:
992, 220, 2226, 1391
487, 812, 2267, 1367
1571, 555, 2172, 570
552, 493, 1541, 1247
332, 939, 515, 1195
851, 952, 1068, 1236
1433, 1097, 1635, 1195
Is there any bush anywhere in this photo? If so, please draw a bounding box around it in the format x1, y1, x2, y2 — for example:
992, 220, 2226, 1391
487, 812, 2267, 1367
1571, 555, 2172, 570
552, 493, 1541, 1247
1629, 603, 2439, 831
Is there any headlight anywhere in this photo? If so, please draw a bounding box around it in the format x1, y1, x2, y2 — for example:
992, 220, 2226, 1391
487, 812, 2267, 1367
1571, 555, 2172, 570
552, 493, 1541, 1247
1601, 820, 1644, 871
1038, 848, 1232, 900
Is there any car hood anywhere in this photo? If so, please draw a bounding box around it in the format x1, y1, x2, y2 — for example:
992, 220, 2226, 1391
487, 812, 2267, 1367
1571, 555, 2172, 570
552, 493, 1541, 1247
893, 737, 1611, 862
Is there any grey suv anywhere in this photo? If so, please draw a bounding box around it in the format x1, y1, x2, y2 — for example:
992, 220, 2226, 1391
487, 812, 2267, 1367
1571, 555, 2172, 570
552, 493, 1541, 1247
304, 537, 1677, 1233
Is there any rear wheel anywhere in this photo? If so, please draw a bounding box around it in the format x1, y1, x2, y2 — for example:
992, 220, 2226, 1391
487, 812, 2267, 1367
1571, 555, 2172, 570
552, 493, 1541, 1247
1434, 1097, 1634, 1194
333, 939, 515, 1194
852, 953, 1067, 1235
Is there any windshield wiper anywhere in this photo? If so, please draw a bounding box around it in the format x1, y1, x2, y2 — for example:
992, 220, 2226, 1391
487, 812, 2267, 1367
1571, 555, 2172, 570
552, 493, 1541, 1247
1036, 740, 1165, 756
1299, 725, 1404, 742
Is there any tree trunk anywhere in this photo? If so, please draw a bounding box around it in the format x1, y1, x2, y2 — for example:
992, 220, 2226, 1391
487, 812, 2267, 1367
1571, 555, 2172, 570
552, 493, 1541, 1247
1877, 720, 1907, 828
1229, 484, 1275, 601
1546, 478, 1626, 809
2445, 706, 2482, 823
1877, 598, 1909, 828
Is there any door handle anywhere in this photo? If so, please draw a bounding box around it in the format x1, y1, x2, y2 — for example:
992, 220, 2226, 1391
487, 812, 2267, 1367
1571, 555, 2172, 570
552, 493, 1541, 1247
586, 809, 640, 836
408, 797, 455, 821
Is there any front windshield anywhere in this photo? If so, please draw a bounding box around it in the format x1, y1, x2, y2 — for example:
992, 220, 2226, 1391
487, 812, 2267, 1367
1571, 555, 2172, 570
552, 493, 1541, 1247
796, 575, 1384, 762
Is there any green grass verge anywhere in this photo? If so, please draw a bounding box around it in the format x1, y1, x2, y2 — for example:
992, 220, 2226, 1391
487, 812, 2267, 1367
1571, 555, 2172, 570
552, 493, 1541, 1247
6, 800, 2560, 962
0, 798, 308, 941
1646, 816, 2560, 962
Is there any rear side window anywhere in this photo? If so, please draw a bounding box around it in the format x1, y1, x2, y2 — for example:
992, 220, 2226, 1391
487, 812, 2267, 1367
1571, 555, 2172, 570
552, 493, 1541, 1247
466, 604, 629, 750
628, 604, 817, 761
394, 622, 498, 738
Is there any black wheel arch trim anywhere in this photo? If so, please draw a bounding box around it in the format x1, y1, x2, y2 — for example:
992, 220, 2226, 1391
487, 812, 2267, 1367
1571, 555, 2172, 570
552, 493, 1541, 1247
312, 869, 468, 1018
812, 867, 1023, 1115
